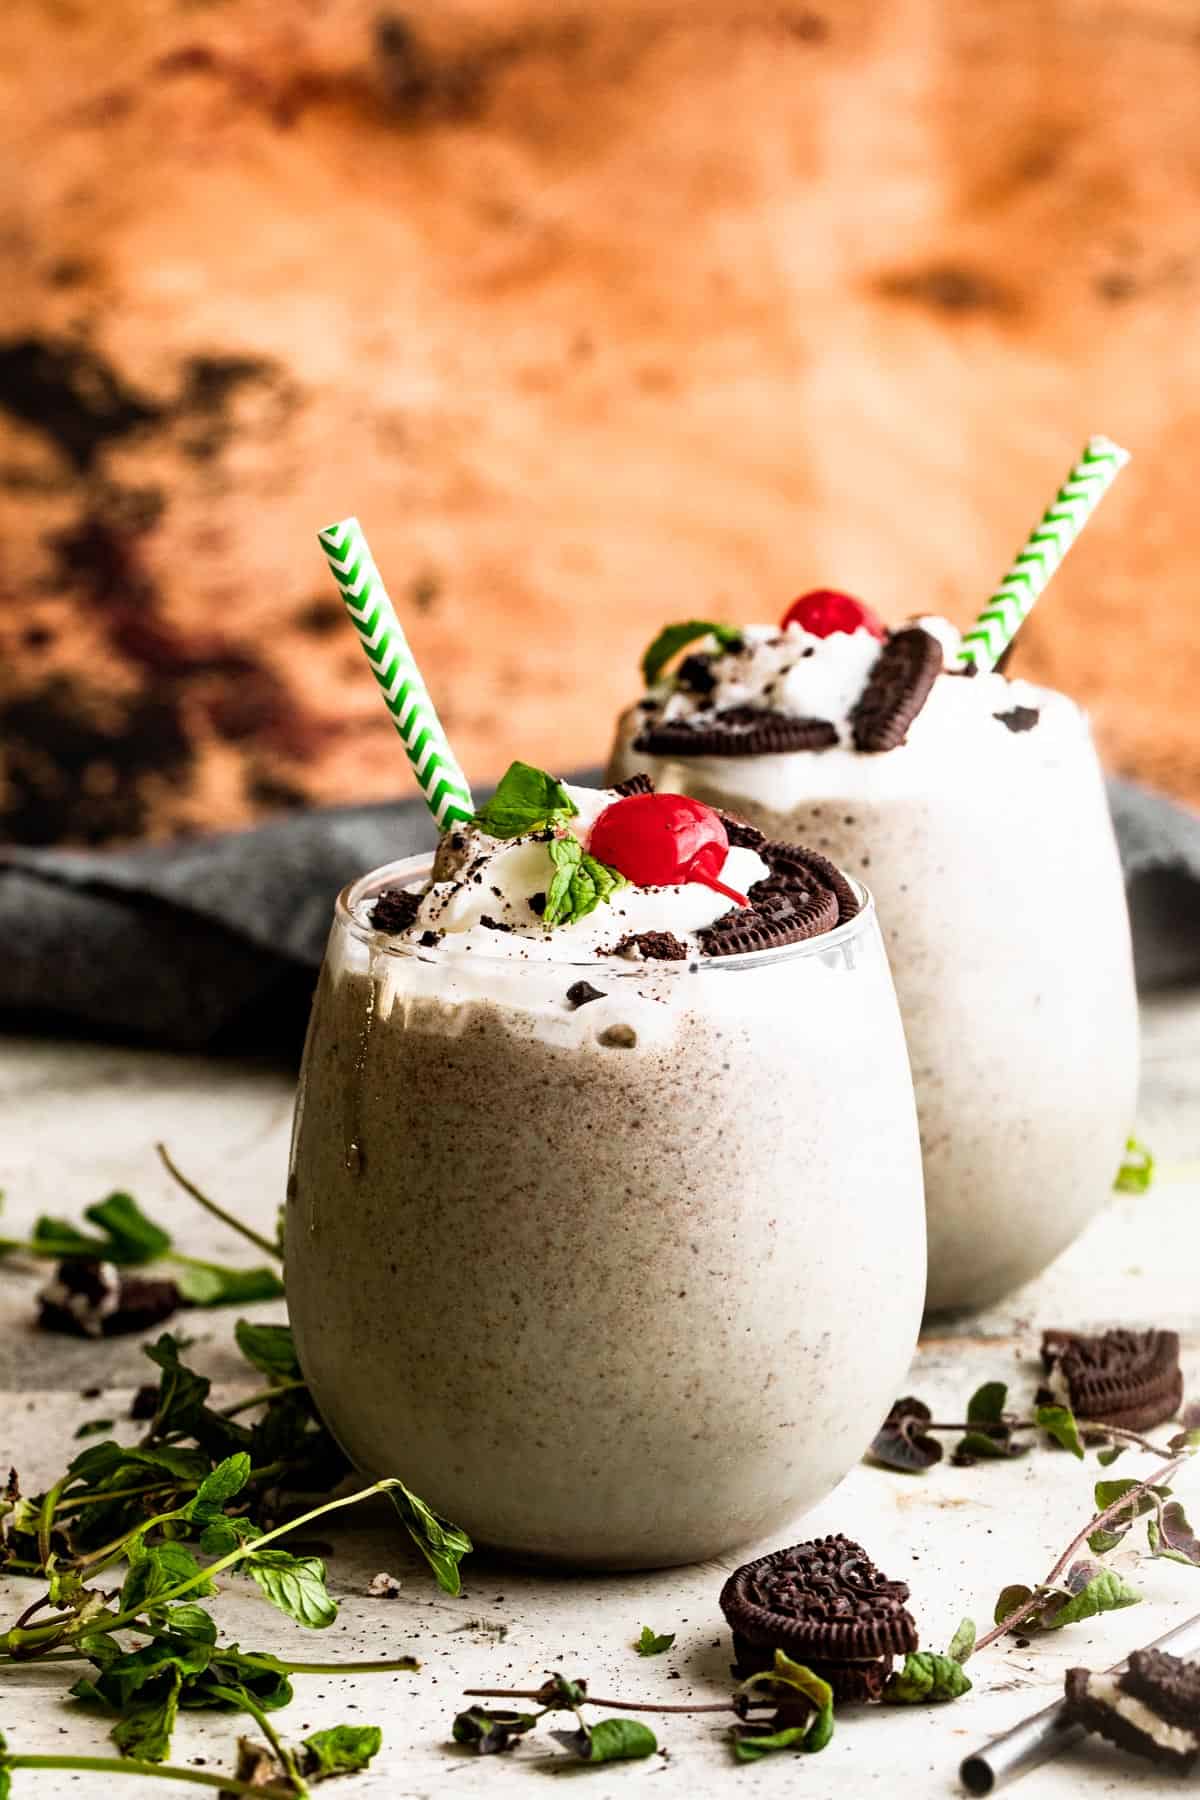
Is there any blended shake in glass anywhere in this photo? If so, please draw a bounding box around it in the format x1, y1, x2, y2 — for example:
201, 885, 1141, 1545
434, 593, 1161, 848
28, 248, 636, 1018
287, 766, 925, 1568
608, 592, 1139, 1313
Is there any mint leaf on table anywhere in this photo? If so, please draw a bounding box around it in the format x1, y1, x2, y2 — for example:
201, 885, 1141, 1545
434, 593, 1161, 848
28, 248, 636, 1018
1041, 1562, 1141, 1628
302, 1724, 383, 1776
1147, 1499, 1200, 1566
641, 620, 742, 686
172, 1261, 284, 1306
74, 1418, 115, 1439
869, 1396, 942, 1472
472, 763, 578, 839
453, 1707, 538, 1754
1114, 1137, 1155, 1193
121, 1541, 216, 1616
1036, 1403, 1086, 1460
552, 1718, 658, 1764
635, 1625, 675, 1656
111, 1669, 183, 1761
388, 1481, 473, 1596
235, 1319, 302, 1381
536, 1673, 589, 1710
185, 1453, 252, 1526
84, 1193, 173, 1263
730, 1653, 834, 1759
240, 1547, 337, 1629
1088, 1479, 1172, 1553
947, 1617, 977, 1664
142, 1334, 212, 1437
955, 1381, 1026, 1461
883, 1652, 972, 1704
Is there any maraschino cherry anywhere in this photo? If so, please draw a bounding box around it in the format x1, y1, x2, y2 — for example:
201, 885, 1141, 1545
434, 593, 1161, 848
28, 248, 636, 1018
588, 793, 748, 906
781, 588, 885, 640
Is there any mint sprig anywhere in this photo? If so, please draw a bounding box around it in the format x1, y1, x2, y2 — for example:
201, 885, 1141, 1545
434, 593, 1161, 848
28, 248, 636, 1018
641, 620, 742, 687
543, 838, 627, 930
471, 763, 578, 840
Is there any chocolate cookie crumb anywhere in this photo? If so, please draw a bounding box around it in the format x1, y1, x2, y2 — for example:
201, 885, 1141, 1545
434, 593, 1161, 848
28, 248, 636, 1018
615, 931, 689, 961
479, 915, 513, 933
418, 930, 441, 948
612, 773, 655, 797
370, 888, 421, 933
994, 705, 1040, 733
566, 981, 605, 1009
529, 892, 547, 916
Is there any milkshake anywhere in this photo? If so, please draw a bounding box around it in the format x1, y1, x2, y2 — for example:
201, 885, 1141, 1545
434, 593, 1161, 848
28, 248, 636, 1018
608, 594, 1139, 1313
287, 768, 925, 1568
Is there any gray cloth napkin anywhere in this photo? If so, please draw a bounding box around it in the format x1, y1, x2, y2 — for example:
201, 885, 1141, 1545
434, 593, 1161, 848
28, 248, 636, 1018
1, 774, 1197, 1054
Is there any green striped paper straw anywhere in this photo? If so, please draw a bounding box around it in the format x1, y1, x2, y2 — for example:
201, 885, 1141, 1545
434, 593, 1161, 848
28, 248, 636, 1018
318, 516, 473, 831
958, 435, 1131, 672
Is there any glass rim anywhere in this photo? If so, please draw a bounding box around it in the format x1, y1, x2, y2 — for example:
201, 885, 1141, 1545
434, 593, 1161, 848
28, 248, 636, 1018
334, 853, 878, 973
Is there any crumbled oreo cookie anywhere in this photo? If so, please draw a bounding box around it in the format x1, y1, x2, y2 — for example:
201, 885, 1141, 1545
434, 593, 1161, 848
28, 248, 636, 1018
614, 931, 689, 961
849, 626, 942, 752
479, 915, 513, 934
720, 1535, 919, 1703
418, 930, 441, 949
634, 706, 839, 758
37, 1261, 181, 1339
611, 773, 655, 798
1065, 1650, 1200, 1773
994, 705, 1040, 733
529, 892, 547, 916
698, 837, 855, 956
1041, 1327, 1182, 1432
675, 653, 718, 696
566, 980, 605, 1009
370, 887, 422, 934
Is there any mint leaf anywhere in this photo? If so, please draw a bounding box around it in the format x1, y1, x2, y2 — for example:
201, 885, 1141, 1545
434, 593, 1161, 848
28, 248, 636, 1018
241, 1546, 337, 1629
729, 1653, 834, 1758
75, 1418, 115, 1439
473, 763, 578, 839
730, 1722, 812, 1761
1114, 1138, 1154, 1193
172, 1261, 284, 1306
635, 1625, 675, 1656
111, 1666, 182, 1761
967, 1382, 1008, 1423
142, 1334, 211, 1437
302, 1723, 383, 1777
1147, 1499, 1200, 1566
884, 1652, 973, 1704
387, 1481, 472, 1596
540, 839, 627, 930
1088, 1479, 1172, 1553
552, 1719, 657, 1764
1040, 1563, 1141, 1628
955, 1380, 1029, 1460
993, 1584, 1034, 1628
641, 620, 741, 686
198, 1514, 263, 1557
1036, 1403, 1085, 1459
536, 1673, 589, 1710
185, 1452, 251, 1525
84, 1193, 172, 1264
453, 1707, 537, 1754
235, 1319, 302, 1381
870, 1396, 942, 1472
948, 1617, 976, 1664
121, 1541, 215, 1617
0, 1729, 10, 1800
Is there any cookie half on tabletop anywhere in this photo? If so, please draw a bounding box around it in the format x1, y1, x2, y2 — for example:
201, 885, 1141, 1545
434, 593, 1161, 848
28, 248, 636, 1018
720, 1535, 918, 1702
1041, 1327, 1183, 1432
1065, 1649, 1200, 1774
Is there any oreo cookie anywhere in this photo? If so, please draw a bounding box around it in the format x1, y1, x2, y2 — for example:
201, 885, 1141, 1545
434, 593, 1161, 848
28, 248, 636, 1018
1065, 1650, 1200, 1773
615, 931, 689, 961
370, 888, 421, 934
714, 809, 767, 851
756, 842, 861, 926
994, 705, 1040, 733
634, 706, 838, 758
850, 627, 942, 752
720, 1535, 918, 1703
1041, 1327, 1182, 1432
611, 773, 655, 797
698, 837, 855, 956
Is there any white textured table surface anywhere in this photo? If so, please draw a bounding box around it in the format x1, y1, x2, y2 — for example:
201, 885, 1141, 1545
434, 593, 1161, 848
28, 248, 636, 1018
1, 992, 1198, 1797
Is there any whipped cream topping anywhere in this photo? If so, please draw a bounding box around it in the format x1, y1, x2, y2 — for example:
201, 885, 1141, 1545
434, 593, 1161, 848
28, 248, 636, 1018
641, 615, 1060, 754
1087, 1674, 1200, 1754
362, 782, 772, 962
654, 623, 882, 746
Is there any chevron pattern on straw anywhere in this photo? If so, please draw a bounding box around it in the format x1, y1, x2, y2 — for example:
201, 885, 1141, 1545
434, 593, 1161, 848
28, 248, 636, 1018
319, 517, 474, 830
959, 435, 1131, 672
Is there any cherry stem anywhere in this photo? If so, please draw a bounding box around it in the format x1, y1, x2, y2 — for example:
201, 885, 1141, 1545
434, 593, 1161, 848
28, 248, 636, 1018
691, 872, 749, 907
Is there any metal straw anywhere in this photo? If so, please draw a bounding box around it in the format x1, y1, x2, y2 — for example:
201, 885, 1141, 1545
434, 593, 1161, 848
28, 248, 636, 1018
960, 1611, 1200, 1794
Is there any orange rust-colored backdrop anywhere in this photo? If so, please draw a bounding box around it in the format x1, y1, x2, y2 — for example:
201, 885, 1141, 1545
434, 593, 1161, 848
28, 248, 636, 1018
1, 0, 1197, 844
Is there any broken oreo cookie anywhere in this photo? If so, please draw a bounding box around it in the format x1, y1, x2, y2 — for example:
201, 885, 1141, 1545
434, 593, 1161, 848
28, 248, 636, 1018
634, 706, 839, 758
370, 888, 422, 934
611, 773, 655, 798
720, 1535, 919, 1703
698, 838, 855, 956
994, 705, 1040, 734
614, 931, 688, 961
849, 626, 942, 752
1041, 1327, 1182, 1432
1065, 1649, 1200, 1774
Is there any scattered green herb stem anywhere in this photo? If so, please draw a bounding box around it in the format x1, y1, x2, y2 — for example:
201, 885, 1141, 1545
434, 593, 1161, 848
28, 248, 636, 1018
3, 1755, 295, 1797
463, 1688, 731, 1716
972, 1452, 1191, 1654
155, 1143, 281, 1262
